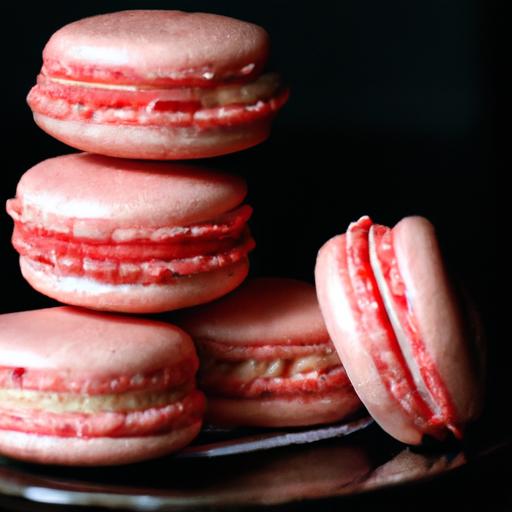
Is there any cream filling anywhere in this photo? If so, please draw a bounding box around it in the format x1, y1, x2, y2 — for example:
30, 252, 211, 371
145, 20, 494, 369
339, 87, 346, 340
205, 353, 341, 383
47, 73, 281, 109
0, 386, 189, 414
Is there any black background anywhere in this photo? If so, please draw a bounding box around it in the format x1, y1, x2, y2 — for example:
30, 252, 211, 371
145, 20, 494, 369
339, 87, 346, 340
0, 1, 504, 510
0, 1, 497, 317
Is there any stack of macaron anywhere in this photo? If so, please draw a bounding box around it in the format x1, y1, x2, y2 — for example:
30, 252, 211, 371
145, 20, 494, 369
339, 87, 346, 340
1, 10, 289, 465
1, 9, 484, 468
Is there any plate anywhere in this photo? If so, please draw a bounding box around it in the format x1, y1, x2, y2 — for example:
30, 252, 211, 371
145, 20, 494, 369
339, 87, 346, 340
1, 417, 509, 511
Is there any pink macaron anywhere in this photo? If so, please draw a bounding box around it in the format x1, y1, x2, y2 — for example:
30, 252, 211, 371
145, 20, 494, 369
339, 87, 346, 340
180, 278, 362, 427
6, 153, 254, 313
315, 216, 485, 444
0, 307, 205, 465
27, 10, 288, 160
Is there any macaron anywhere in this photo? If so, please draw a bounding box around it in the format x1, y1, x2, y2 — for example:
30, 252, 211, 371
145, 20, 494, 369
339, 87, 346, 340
315, 216, 485, 444
6, 153, 254, 313
27, 10, 288, 160
180, 278, 362, 427
0, 307, 205, 465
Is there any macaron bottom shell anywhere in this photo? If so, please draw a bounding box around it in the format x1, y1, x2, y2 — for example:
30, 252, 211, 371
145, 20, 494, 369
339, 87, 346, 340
20, 257, 249, 314
33, 113, 273, 160
206, 389, 363, 428
0, 420, 201, 466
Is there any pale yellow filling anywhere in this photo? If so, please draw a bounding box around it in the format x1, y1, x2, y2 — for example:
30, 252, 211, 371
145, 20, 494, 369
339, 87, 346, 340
47, 73, 281, 108
0, 386, 189, 414
200, 73, 280, 108
205, 353, 341, 383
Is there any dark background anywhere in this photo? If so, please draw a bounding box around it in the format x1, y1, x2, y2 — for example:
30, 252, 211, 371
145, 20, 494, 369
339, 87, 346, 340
0, 1, 503, 510
0, 1, 497, 316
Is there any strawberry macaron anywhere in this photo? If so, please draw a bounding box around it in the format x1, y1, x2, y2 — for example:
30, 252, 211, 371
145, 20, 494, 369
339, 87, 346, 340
180, 278, 362, 427
6, 153, 254, 313
0, 307, 205, 465
27, 10, 288, 159
315, 216, 484, 444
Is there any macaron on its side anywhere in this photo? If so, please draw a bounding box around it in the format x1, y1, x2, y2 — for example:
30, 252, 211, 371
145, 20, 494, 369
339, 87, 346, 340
181, 278, 362, 428
6, 154, 254, 313
315, 216, 483, 444
0, 307, 205, 465
315, 227, 429, 444
27, 10, 288, 159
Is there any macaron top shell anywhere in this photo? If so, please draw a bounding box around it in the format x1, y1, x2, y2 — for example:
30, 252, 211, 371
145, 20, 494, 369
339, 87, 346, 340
0, 307, 196, 377
182, 278, 328, 345
9, 153, 247, 231
383, 216, 483, 421
42, 10, 269, 86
